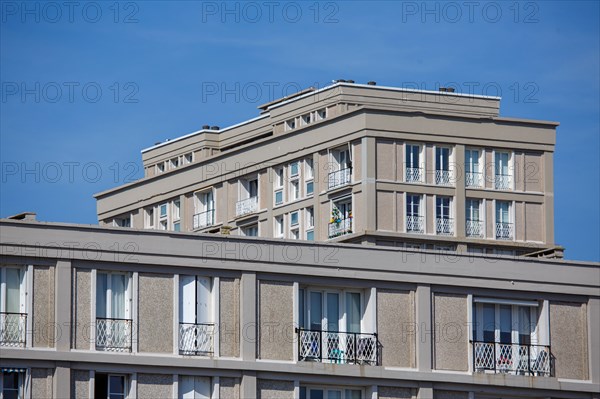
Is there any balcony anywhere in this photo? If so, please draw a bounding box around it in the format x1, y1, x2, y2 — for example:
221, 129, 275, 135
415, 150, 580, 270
466, 171, 482, 188
179, 322, 215, 355
236, 196, 258, 217
406, 215, 424, 233
328, 168, 351, 190
328, 218, 352, 239
495, 174, 512, 190
436, 217, 454, 236
466, 219, 484, 237
435, 170, 452, 186
0, 312, 27, 348
193, 209, 215, 229
405, 166, 423, 183
472, 341, 551, 376
296, 328, 378, 365
496, 222, 513, 240
96, 318, 132, 352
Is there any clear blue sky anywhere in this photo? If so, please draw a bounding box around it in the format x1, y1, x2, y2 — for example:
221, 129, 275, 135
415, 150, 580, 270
1, 1, 598, 261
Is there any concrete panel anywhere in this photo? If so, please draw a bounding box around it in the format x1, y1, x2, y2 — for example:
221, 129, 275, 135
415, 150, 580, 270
525, 202, 543, 242
486, 199, 494, 238
396, 192, 404, 232
379, 386, 416, 398
377, 191, 395, 231
515, 152, 525, 192
377, 289, 415, 368
433, 391, 468, 399
396, 141, 404, 182
516, 202, 525, 241
433, 293, 468, 371
31, 368, 53, 399
71, 370, 90, 399
220, 277, 240, 358
137, 373, 173, 398
257, 379, 294, 399
550, 301, 589, 380
524, 152, 543, 192
33, 266, 55, 348
377, 139, 396, 181
138, 273, 173, 353
425, 145, 434, 185
74, 268, 91, 350
220, 377, 240, 399
485, 150, 494, 189
258, 280, 293, 361
426, 195, 434, 235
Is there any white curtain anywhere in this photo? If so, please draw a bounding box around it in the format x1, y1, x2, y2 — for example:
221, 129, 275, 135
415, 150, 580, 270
5, 268, 21, 313
111, 274, 126, 319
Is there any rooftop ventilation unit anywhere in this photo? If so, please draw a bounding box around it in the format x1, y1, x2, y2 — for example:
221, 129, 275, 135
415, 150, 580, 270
202, 125, 210, 130
367, 81, 377, 85
210, 126, 220, 130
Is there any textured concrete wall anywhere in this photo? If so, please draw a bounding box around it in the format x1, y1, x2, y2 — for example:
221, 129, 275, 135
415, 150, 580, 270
524, 152, 543, 192
550, 301, 589, 380
525, 202, 543, 242
137, 373, 173, 398
516, 201, 525, 241
379, 386, 416, 399
258, 280, 293, 361
396, 192, 404, 232
71, 370, 89, 399
220, 377, 240, 399
377, 191, 395, 231
31, 368, 53, 399
33, 266, 55, 348
220, 277, 240, 357
377, 139, 395, 181
433, 390, 469, 399
257, 379, 294, 399
377, 289, 415, 368
73, 269, 91, 350
138, 273, 173, 353
433, 293, 468, 371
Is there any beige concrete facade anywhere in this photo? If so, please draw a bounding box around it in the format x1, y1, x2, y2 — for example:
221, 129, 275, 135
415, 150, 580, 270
137, 273, 173, 354
432, 293, 469, 372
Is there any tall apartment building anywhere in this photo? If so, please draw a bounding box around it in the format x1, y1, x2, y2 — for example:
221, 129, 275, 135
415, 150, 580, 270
95, 82, 560, 257
0, 218, 598, 399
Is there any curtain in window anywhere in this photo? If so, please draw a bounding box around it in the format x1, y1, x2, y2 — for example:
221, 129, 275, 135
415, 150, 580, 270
346, 293, 361, 334
111, 274, 126, 319
5, 269, 21, 313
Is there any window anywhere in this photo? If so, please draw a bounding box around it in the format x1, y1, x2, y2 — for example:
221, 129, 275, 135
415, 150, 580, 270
329, 198, 352, 238
171, 157, 180, 169
300, 387, 363, 399
306, 208, 315, 241
179, 276, 214, 355
242, 224, 258, 237
406, 194, 423, 233
184, 153, 193, 164
290, 211, 299, 227
274, 216, 284, 238
114, 216, 131, 228
466, 199, 483, 237
405, 144, 422, 183
144, 208, 154, 229
95, 373, 127, 399
290, 180, 300, 201
305, 158, 314, 196
156, 162, 165, 174
290, 161, 300, 177
316, 108, 327, 120
328, 147, 351, 190
1, 370, 24, 399
496, 201, 513, 240
435, 146, 451, 185
274, 167, 284, 206
435, 196, 453, 235
465, 149, 482, 187
301, 114, 311, 126
237, 177, 259, 216
173, 200, 181, 231
194, 190, 215, 229
0, 266, 27, 348
96, 272, 132, 351
286, 119, 296, 131
179, 376, 211, 399
495, 151, 512, 190
160, 203, 168, 218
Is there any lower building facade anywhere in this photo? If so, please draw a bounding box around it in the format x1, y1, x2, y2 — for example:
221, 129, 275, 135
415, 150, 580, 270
0, 219, 598, 399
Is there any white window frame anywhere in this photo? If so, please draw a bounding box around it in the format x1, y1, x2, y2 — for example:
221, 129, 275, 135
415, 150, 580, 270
274, 216, 284, 238
113, 214, 132, 228
193, 189, 215, 229
300, 386, 364, 399
405, 143, 424, 183
274, 166, 285, 206
172, 200, 181, 232
144, 207, 155, 229
96, 272, 132, 320
434, 145, 453, 186
465, 148, 484, 187
156, 162, 165, 174
285, 118, 296, 131
494, 200, 514, 240
472, 299, 541, 346
405, 193, 424, 233
316, 108, 327, 121
241, 224, 259, 237
494, 150, 514, 190
183, 153, 193, 165
466, 198, 485, 238
299, 287, 366, 334
0, 266, 27, 314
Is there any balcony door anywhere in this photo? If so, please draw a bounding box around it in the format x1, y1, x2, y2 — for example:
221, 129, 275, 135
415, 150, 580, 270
179, 376, 210, 399
96, 273, 130, 320
406, 194, 423, 233
240, 178, 258, 200
0, 267, 26, 314
194, 190, 214, 228
332, 148, 350, 172
179, 276, 213, 354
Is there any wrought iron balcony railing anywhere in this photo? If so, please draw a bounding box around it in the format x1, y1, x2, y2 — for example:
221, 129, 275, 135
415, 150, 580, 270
495, 174, 512, 190
179, 322, 215, 355
406, 215, 424, 233
296, 328, 378, 365
0, 312, 27, 348
328, 218, 352, 239
466, 171, 482, 188
405, 166, 423, 183
236, 196, 258, 217
436, 217, 454, 235
435, 170, 452, 186
328, 168, 351, 190
96, 318, 132, 352
472, 341, 551, 376
193, 209, 215, 229
466, 219, 484, 238
496, 222, 513, 240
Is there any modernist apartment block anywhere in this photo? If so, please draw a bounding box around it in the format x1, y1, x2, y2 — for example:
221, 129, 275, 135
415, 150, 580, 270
1, 219, 599, 399
95, 82, 560, 257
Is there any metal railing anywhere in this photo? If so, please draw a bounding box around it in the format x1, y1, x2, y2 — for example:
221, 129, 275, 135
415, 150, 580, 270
466, 171, 482, 187
96, 318, 132, 352
0, 312, 27, 348
193, 209, 215, 229
435, 170, 452, 186
179, 322, 215, 355
406, 215, 424, 233
496, 222, 513, 240
328, 218, 352, 239
405, 166, 423, 183
235, 196, 258, 217
472, 341, 551, 376
495, 174, 512, 190
436, 217, 454, 235
466, 219, 484, 237
328, 168, 351, 190
296, 328, 378, 365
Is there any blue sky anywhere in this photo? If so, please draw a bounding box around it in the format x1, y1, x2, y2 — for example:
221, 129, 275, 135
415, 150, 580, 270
1, 1, 598, 261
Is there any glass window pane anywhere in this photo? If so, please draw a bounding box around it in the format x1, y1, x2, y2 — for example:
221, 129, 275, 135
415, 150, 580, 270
326, 293, 339, 332
483, 303, 495, 342
310, 389, 324, 399
346, 293, 361, 333
519, 306, 532, 344
499, 305, 512, 344
275, 190, 283, 205
310, 292, 322, 330
306, 181, 314, 195
109, 375, 125, 394
5, 268, 21, 313
345, 390, 362, 399
306, 230, 314, 241
327, 390, 342, 399
111, 274, 126, 319
96, 273, 107, 318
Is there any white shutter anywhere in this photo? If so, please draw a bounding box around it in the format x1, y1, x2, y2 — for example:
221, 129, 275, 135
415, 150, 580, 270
197, 278, 211, 324
180, 276, 196, 324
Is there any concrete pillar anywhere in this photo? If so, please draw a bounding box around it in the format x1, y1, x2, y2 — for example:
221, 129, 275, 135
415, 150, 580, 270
53, 363, 71, 399
454, 144, 466, 239
544, 151, 555, 244
417, 384, 433, 399
362, 136, 377, 232
416, 284, 432, 371
589, 297, 600, 383
54, 260, 72, 352
241, 371, 257, 399
240, 272, 257, 361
